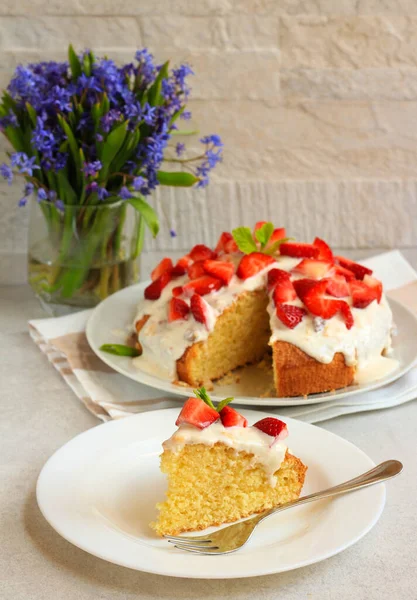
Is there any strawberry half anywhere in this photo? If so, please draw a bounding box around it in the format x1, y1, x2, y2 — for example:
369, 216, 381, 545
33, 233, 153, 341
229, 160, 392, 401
293, 278, 318, 302
176, 255, 192, 269
182, 275, 223, 296
302, 279, 343, 319
187, 260, 206, 280
190, 293, 211, 327
215, 232, 238, 254
190, 244, 216, 262
270, 227, 287, 243
175, 397, 219, 429
364, 275, 383, 303
168, 297, 190, 322
172, 286, 183, 297
340, 301, 354, 329
280, 242, 319, 259
334, 265, 355, 281
171, 264, 186, 277
326, 275, 350, 298
151, 257, 173, 281
203, 259, 235, 284
220, 405, 248, 427
144, 271, 172, 300
335, 256, 373, 280
313, 237, 334, 261
275, 303, 306, 329
350, 280, 378, 309
273, 278, 297, 304
292, 258, 334, 280
267, 268, 291, 291
236, 252, 275, 280
253, 417, 288, 440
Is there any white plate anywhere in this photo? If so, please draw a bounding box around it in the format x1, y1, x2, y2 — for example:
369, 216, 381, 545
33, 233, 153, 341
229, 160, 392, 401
86, 282, 417, 406
37, 407, 386, 579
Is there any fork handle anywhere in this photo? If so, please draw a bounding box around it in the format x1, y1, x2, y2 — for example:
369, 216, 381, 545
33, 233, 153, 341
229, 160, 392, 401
259, 459, 403, 523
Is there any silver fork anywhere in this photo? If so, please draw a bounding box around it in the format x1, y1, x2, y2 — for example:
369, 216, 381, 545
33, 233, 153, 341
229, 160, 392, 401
165, 459, 403, 555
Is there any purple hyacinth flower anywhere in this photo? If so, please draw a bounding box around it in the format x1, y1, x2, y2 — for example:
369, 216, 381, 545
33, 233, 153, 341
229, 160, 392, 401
119, 186, 133, 200
97, 186, 110, 201
37, 188, 48, 202
170, 229, 177, 238
132, 176, 145, 191
0, 163, 13, 185
82, 160, 102, 177
175, 142, 185, 157
180, 110, 192, 120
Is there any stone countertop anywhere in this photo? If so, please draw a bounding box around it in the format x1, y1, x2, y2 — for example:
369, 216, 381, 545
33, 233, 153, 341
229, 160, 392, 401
1, 284, 416, 600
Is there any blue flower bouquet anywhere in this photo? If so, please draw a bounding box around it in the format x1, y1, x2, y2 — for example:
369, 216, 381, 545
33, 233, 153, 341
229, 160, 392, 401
0, 46, 222, 311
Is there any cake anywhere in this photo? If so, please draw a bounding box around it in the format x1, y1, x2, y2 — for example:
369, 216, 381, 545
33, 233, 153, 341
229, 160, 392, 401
151, 389, 307, 536
134, 223, 395, 397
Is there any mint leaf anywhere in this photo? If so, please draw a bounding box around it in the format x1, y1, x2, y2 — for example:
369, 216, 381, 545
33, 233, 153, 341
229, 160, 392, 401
216, 397, 234, 412
255, 222, 274, 247
264, 237, 292, 255
99, 344, 141, 357
232, 227, 257, 254
194, 386, 216, 410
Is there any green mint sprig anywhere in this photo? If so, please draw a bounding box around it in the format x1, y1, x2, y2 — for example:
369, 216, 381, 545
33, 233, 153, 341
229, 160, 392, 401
232, 223, 292, 255
194, 387, 234, 412
99, 343, 141, 357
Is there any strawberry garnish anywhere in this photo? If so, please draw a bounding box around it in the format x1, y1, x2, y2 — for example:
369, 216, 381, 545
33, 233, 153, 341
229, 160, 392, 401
292, 258, 334, 279
219, 405, 248, 427
334, 265, 355, 281
144, 271, 172, 300
187, 260, 206, 280
190, 244, 216, 262
253, 417, 288, 440
267, 268, 290, 291
224, 237, 239, 253
280, 242, 319, 259
364, 275, 383, 303
176, 255, 192, 269
183, 275, 223, 296
175, 397, 219, 429
313, 237, 334, 261
350, 280, 378, 308
172, 286, 183, 297
151, 257, 173, 281
168, 297, 190, 322
273, 278, 297, 304
190, 293, 211, 327
340, 301, 354, 329
326, 275, 350, 297
270, 227, 286, 243
335, 256, 373, 280
171, 264, 186, 277
275, 303, 306, 329
301, 279, 343, 319
293, 278, 318, 302
203, 259, 235, 284
236, 252, 275, 279
215, 232, 238, 254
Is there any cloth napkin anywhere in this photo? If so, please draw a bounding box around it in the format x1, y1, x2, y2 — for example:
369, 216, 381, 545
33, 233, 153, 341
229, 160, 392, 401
29, 250, 417, 424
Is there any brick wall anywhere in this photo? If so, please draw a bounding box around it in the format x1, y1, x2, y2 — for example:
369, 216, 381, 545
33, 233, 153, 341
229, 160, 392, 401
1, 1, 417, 283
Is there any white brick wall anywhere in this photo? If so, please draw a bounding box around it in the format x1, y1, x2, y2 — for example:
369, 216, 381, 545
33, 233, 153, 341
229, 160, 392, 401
0, 1, 416, 283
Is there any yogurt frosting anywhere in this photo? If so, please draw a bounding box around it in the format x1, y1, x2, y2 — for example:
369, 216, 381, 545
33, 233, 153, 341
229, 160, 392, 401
133, 253, 395, 385
163, 421, 288, 486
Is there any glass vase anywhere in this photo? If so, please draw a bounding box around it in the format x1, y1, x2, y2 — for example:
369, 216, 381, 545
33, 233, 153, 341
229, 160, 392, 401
28, 199, 143, 315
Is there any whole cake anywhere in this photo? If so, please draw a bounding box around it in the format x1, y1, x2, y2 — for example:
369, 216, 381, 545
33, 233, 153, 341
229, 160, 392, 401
151, 389, 307, 536
134, 223, 395, 397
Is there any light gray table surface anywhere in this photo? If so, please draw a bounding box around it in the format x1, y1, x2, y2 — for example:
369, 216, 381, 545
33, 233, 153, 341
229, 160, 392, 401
1, 279, 416, 600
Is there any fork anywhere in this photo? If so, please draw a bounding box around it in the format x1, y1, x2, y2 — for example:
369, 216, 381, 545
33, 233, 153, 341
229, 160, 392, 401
165, 459, 403, 555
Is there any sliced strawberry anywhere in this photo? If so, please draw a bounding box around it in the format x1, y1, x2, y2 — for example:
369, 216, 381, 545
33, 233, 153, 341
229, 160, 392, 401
187, 260, 206, 280
364, 275, 383, 303
175, 397, 219, 429
253, 417, 288, 439
280, 242, 319, 259
172, 286, 183, 297
176, 254, 192, 269
215, 232, 237, 254
183, 276, 223, 297
326, 275, 350, 298
224, 237, 239, 253
292, 258, 334, 280
190, 293, 210, 327
293, 278, 318, 302
151, 257, 173, 281
203, 259, 234, 284
144, 271, 172, 300
302, 280, 343, 319
168, 297, 190, 322
267, 268, 290, 291
335, 256, 373, 281
350, 280, 378, 309
219, 405, 248, 427
275, 303, 306, 329
334, 264, 355, 281
340, 301, 354, 329
313, 237, 334, 261
273, 278, 297, 304
270, 227, 287, 243
236, 252, 275, 280
190, 244, 216, 262
171, 264, 186, 277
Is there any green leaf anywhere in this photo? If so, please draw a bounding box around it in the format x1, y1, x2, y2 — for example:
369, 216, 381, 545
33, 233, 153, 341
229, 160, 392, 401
216, 397, 234, 412
82, 52, 92, 76
170, 105, 185, 126
148, 60, 170, 106
68, 44, 82, 80
194, 387, 216, 410
99, 344, 141, 357
255, 222, 274, 248
263, 237, 292, 255
157, 171, 199, 187
58, 115, 81, 187
3, 125, 25, 152
232, 227, 257, 254
100, 121, 128, 179
56, 171, 77, 205
25, 103, 37, 127
170, 129, 198, 136
128, 194, 159, 237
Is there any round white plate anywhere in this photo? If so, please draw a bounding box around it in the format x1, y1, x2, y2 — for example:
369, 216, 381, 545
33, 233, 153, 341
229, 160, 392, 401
86, 282, 417, 406
37, 407, 386, 579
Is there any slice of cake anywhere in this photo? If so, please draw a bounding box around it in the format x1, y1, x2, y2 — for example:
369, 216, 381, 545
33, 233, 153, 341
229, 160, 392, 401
151, 389, 307, 536
134, 223, 395, 397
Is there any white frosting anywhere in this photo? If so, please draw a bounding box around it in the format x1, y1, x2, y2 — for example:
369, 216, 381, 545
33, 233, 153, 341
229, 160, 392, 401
133, 252, 395, 386
163, 422, 287, 486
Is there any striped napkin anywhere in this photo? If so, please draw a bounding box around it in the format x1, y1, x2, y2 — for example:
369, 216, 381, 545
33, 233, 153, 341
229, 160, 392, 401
29, 250, 417, 424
